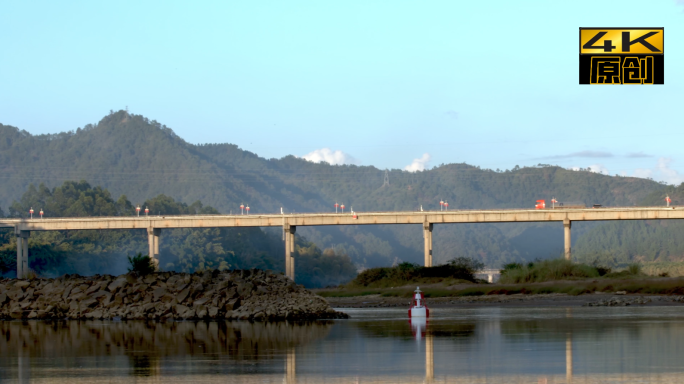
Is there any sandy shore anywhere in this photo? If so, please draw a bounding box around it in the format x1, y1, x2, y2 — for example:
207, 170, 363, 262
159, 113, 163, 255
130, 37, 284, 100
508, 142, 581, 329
326, 293, 684, 308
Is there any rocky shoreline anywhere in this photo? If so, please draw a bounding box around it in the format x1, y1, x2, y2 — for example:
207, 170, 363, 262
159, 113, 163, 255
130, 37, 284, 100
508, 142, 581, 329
0, 269, 348, 321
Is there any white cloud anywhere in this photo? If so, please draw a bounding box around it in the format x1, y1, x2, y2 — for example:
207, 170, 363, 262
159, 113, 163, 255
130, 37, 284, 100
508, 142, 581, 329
588, 164, 609, 175
301, 148, 358, 165
569, 165, 609, 174
656, 157, 684, 184
404, 153, 431, 172
632, 157, 684, 185
633, 168, 653, 179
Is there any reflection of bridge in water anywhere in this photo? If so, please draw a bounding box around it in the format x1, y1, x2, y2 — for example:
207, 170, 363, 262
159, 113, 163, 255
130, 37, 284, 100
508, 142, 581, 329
0, 320, 333, 383
411, 316, 572, 384
6, 308, 684, 383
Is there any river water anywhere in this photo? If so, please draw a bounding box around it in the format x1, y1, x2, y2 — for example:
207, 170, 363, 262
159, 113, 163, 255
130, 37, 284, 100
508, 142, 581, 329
1, 306, 684, 383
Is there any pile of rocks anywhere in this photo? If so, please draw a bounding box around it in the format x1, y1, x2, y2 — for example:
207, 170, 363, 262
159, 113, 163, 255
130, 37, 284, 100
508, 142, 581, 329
583, 296, 652, 307
0, 269, 348, 321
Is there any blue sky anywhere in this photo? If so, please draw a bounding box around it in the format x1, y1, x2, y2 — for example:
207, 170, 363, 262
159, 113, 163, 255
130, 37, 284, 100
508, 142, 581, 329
1, 1, 683, 183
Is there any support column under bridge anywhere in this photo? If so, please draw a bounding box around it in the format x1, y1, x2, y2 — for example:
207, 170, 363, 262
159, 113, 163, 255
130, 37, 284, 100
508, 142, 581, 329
15, 229, 29, 278
564, 219, 571, 260
284, 225, 296, 280
423, 222, 433, 267
147, 228, 161, 269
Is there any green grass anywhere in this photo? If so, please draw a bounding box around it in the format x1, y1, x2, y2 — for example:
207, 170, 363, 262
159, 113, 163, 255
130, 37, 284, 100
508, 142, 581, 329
315, 277, 684, 298
499, 259, 601, 284
640, 262, 684, 277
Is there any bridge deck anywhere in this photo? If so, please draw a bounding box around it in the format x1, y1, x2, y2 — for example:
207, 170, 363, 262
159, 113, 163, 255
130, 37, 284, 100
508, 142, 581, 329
0, 207, 681, 231
5, 207, 682, 279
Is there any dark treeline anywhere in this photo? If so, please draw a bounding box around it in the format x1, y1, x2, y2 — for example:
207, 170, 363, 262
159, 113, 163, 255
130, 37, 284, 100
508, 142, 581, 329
0, 181, 357, 288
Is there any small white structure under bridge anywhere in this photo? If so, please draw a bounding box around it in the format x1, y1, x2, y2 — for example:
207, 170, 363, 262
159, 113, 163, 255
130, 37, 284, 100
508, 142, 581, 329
475, 268, 501, 283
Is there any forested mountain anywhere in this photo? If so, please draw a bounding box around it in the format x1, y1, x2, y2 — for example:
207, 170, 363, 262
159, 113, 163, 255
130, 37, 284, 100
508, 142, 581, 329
0, 110, 677, 271
0, 111, 660, 213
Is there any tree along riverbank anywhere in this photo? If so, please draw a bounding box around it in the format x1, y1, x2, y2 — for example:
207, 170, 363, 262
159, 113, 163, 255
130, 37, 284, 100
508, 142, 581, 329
0, 269, 347, 321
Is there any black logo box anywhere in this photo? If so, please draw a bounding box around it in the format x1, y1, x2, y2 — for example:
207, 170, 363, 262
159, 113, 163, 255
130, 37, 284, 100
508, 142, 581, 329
579, 55, 664, 84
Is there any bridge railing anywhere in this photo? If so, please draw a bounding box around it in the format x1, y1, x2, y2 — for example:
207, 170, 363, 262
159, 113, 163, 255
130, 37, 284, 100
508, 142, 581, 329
0, 205, 677, 221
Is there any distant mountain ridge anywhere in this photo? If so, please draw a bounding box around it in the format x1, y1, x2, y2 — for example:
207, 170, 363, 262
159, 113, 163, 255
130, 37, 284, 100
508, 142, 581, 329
0, 111, 671, 268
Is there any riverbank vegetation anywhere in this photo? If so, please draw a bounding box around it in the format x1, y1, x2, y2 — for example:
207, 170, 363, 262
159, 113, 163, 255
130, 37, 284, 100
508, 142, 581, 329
317, 258, 684, 298
497, 259, 644, 284
345, 257, 485, 288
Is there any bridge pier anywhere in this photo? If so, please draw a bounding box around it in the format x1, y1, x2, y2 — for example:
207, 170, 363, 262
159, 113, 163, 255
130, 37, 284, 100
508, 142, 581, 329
423, 222, 433, 267
15, 229, 29, 278
564, 219, 571, 260
147, 228, 161, 269
284, 225, 296, 280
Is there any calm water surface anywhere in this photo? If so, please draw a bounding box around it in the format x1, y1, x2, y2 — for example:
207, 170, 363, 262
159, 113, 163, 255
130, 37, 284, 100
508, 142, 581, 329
2, 306, 684, 383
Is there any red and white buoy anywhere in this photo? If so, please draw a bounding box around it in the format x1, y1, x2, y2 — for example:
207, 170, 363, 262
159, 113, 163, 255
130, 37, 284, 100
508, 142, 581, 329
29, 207, 34, 219
334, 202, 339, 213
39, 209, 44, 219
136, 205, 141, 217
341, 204, 345, 213
408, 287, 429, 318
144, 206, 149, 216
240, 204, 244, 215
444, 201, 449, 211
440, 200, 444, 211
246, 205, 250, 215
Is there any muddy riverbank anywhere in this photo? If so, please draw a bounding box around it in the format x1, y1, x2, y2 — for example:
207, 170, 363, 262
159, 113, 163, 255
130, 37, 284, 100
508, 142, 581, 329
327, 293, 684, 308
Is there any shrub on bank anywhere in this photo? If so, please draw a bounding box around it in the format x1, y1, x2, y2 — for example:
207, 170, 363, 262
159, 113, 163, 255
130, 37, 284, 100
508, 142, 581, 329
497, 259, 647, 284
350, 257, 484, 287
499, 259, 601, 284
603, 263, 644, 279
127, 253, 155, 276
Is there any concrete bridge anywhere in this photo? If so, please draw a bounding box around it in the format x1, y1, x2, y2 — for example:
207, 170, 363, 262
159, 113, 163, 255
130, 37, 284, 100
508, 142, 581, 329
1, 206, 680, 280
